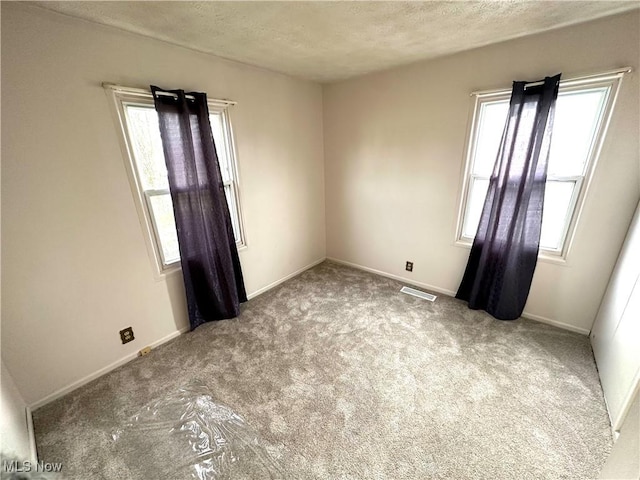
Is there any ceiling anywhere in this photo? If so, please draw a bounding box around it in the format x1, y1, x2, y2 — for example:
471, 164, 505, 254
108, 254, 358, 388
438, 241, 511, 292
32, 1, 639, 83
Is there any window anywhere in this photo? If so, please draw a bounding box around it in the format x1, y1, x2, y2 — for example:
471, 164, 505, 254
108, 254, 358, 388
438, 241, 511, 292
107, 85, 245, 274
457, 73, 624, 258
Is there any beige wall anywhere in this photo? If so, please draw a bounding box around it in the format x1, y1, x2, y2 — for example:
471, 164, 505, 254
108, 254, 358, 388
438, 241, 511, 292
323, 11, 640, 333
1, 3, 326, 405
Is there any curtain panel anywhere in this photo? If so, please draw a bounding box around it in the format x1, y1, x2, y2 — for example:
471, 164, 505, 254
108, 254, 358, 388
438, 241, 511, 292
152, 86, 247, 330
456, 74, 561, 320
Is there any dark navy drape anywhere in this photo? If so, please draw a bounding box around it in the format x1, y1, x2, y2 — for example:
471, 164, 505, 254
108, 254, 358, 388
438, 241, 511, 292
152, 86, 246, 330
456, 74, 561, 320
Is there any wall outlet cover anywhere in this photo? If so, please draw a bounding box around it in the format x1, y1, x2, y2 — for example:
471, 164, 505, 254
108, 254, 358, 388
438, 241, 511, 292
120, 327, 135, 344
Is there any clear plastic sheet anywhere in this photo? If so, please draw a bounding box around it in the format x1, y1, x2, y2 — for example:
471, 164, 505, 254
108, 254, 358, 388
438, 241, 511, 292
111, 382, 284, 480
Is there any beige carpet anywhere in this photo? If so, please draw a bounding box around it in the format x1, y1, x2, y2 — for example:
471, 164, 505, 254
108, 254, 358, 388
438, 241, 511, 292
33, 261, 612, 479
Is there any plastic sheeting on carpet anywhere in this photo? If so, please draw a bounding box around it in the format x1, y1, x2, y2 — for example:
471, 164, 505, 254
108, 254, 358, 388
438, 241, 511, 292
111, 382, 284, 480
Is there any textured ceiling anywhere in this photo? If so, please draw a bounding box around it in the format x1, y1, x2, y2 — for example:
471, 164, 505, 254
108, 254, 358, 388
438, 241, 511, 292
31, 1, 639, 82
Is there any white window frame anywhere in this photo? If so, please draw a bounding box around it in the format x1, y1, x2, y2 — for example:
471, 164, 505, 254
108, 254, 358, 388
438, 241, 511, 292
105, 84, 246, 278
455, 71, 625, 262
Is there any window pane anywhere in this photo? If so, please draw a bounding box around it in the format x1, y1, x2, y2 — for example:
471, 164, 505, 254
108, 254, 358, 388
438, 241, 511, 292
547, 88, 607, 177
473, 101, 509, 176
540, 181, 576, 251
125, 106, 169, 190
462, 178, 490, 238
224, 184, 240, 242
148, 194, 180, 265
209, 113, 231, 183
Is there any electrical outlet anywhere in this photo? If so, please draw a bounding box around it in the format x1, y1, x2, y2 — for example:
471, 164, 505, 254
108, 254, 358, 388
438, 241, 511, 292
120, 327, 135, 344
139, 346, 151, 356
406, 261, 414, 272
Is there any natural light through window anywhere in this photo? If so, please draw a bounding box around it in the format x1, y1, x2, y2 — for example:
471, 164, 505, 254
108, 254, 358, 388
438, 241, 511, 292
458, 74, 622, 257
107, 86, 244, 273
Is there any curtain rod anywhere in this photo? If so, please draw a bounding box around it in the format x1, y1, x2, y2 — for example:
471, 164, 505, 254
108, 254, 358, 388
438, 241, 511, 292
155, 90, 197, 101
470, 67, 633, 97
102, 83, 237, 105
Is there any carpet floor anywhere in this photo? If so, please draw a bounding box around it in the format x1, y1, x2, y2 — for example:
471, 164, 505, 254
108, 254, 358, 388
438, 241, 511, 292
33, 261, 612, 479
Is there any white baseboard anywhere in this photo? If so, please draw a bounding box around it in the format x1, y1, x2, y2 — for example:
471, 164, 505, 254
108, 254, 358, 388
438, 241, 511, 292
611, 373, 639, 434
247, 257, 326, 299
327, 256, 590, 336
30, 326, 189, 410
30, 258, 326, 410
26, 406, 37, 463
520, 311, 590, 335
326, 257, 457, 296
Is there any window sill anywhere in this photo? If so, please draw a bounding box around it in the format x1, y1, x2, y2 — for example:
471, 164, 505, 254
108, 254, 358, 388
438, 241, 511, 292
158, 263, 182, 278
537, 253, 568, 265
155, 242, 248, 280
453, 239, 569, 266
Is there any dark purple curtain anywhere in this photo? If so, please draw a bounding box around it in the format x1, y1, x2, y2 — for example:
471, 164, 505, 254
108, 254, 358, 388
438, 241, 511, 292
151, 86, 247, 330
456, 74, 561, 320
